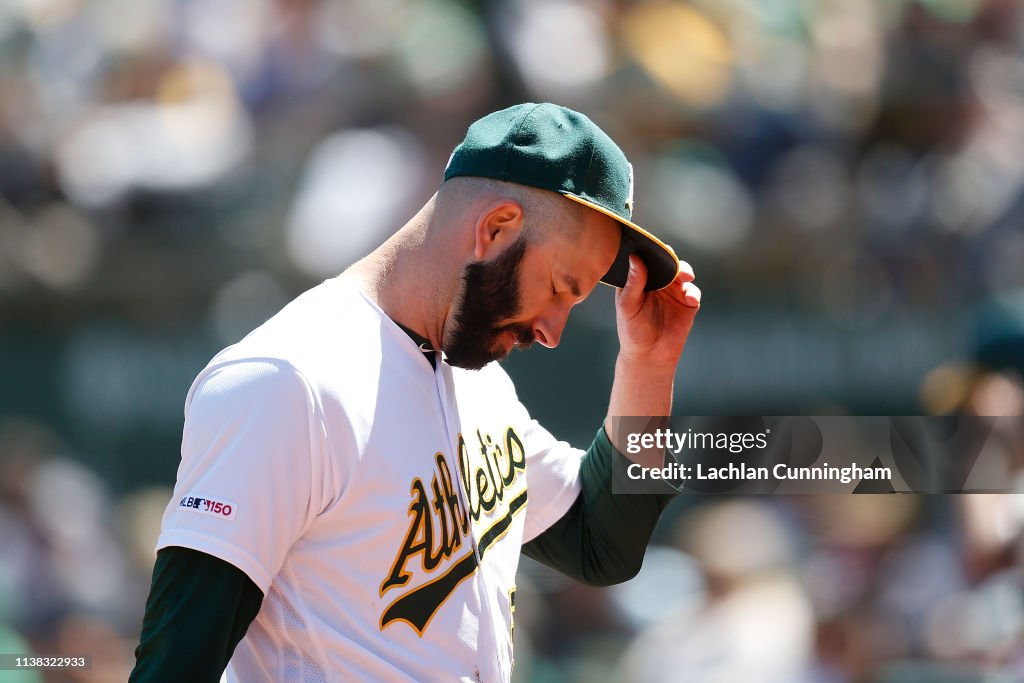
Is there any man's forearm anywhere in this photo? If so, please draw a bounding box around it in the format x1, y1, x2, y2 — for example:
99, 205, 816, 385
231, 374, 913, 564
522, 426, 674, 585
130, 547, 263, 682
604, 354, 675, 467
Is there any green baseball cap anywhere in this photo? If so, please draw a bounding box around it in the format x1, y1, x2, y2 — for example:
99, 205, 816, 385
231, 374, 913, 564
444, 102, 680, 291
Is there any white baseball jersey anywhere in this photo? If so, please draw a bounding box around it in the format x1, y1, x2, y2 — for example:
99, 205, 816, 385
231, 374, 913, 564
156, 275, 585, 682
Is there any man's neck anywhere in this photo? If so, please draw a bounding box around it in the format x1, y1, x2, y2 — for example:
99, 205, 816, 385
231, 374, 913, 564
344, 197, 456, 352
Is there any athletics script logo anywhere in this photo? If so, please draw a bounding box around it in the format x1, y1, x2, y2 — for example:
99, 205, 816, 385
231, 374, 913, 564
378, 427, 528, 635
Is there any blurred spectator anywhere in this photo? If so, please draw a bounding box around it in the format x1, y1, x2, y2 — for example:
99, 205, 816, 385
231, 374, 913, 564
618, 501, 814, 683
0, 418, 161, 681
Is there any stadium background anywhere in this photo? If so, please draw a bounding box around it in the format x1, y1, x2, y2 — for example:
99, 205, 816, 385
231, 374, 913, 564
1, 0, 1022, 680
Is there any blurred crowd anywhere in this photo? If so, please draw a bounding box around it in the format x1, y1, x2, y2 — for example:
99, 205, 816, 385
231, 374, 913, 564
2, 0, 1024, 680
3, 0, 1024, 329
516, 487, 1024, 683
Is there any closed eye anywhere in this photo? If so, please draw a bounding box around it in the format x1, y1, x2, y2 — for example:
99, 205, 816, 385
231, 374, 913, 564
565, 276, 582, 298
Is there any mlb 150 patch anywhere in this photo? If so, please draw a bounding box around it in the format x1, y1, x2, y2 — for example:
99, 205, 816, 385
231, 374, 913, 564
178, 494, 237, 520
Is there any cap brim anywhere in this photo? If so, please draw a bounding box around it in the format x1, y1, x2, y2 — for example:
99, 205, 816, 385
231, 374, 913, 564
562, 194, 680, 291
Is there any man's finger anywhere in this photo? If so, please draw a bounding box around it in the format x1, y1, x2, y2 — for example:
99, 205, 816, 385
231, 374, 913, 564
676, 260, 695, 283
681, 282, 701, 307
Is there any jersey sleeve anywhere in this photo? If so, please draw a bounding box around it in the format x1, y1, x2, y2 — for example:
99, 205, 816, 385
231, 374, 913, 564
489, 370, 587, 544
521, 426, 676, 585
156, 359, 331, 594
519, 414, 586, 543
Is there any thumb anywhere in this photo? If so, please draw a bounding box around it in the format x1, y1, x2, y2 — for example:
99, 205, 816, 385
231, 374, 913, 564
617, 254, 647, 312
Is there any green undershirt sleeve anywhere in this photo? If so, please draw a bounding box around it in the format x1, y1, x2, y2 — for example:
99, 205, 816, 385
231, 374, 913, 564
129, 546, 264, 682
521, 426, 677, 586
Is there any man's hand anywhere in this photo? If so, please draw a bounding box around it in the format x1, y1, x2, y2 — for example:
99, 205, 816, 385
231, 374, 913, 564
604, 254, 700, 463
615, 254, 701, 369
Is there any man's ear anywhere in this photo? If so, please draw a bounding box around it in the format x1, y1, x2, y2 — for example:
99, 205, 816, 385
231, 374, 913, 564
473, 199, 524, 261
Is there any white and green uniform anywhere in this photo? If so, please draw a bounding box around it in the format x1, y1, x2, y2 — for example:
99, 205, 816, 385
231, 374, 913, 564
157, 276, 586, 681
132, 275, 671, 683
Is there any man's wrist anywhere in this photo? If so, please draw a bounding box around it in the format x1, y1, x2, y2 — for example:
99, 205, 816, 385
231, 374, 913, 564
615, 351, 679, 376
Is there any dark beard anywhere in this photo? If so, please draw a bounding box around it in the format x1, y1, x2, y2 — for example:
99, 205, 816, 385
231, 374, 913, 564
443, 237, 535, 370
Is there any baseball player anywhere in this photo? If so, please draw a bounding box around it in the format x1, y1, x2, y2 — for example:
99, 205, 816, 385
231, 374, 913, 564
129, 103, 701, 682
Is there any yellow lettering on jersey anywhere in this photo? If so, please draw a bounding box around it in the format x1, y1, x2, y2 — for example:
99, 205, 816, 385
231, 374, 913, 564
459, 427, 527, 523
380, 453, 468, 597
378, 427, 528, 635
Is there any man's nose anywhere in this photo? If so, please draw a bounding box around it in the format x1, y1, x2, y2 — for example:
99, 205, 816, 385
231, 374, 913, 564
533, 305, 572, 349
